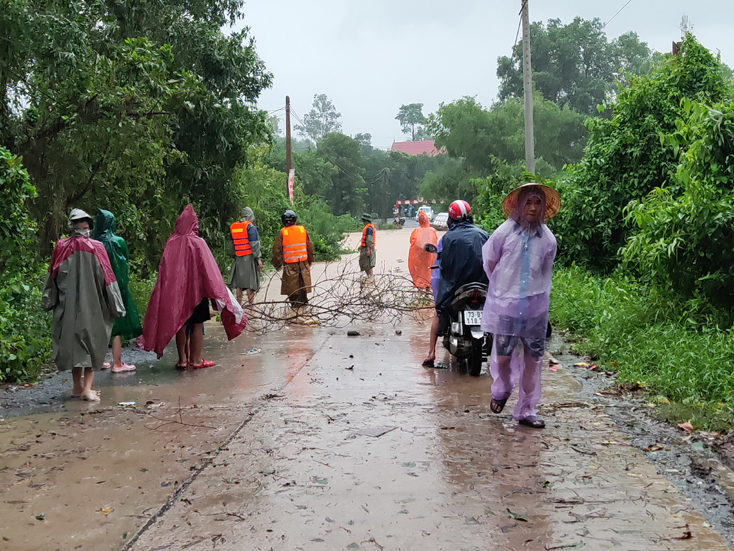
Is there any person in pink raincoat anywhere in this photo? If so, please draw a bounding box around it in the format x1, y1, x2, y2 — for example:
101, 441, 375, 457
139, 205, 246, 368
480, 183, 560, 429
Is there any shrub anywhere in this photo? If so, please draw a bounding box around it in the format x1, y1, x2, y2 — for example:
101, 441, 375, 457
622, 100, 734, 307
550, 265, 734, 429
0, 149, 51, 381
554, 36, 733, 270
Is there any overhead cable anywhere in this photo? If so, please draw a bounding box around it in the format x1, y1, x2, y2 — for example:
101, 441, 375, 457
603, 0, 633, 28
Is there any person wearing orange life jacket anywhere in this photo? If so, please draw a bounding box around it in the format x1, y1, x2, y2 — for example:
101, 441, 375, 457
272, 209, 314, 309
229, 207, 262, 306
358, 213, 376, 277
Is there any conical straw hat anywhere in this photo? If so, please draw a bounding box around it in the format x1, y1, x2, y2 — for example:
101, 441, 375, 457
502, 183, 561, 220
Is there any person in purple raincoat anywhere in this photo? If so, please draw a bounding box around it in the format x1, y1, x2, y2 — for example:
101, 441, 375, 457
480, 183, 560, 429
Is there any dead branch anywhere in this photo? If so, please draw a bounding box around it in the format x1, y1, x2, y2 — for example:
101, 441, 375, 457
243, 259, 434, 335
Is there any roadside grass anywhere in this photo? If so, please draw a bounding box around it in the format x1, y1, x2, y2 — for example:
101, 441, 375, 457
550, 264, 734, 433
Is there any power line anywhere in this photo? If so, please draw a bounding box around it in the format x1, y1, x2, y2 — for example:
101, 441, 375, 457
603, 0, 633, 28
290, 107, 387, 185
290, 108, 364, 182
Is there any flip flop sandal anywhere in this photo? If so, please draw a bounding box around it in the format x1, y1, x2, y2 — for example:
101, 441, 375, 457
112, 363, 136, 373
518, 416, 545, 429
490, 398, 508, 414
101, 362, 111, 369
192, 360, 215, 369
175, 362, 188, 369
421, 359, 435, 368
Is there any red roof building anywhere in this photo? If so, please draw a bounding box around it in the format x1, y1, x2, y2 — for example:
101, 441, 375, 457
390, 140, 445, 157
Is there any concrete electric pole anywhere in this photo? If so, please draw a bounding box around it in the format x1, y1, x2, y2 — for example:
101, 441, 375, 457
521, 0, 535, 174
285, 96, 292, 176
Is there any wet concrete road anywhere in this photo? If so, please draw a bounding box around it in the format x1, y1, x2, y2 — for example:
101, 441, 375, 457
0, 228, 732, 550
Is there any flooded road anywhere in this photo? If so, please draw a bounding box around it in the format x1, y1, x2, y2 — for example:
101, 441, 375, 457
1, 227, 732, 550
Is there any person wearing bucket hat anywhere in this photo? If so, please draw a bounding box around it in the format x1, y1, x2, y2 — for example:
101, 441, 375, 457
228, 207, 262, 307
358, 213, 376, 277
480, 183, 559, 429
42, 209, 127, 401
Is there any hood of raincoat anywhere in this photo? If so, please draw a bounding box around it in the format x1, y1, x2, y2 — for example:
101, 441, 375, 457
242, 207, 255, 222
93, 209, 116, 240
92, 208, 142, 340
418, 211, 430, 227
174, 204, 199, 236
435, 221, 488, 313
140, 204, 246, 358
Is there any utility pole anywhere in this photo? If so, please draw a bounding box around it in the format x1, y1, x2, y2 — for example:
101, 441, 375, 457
285, 95, 292, 192
521, 0, 535, 174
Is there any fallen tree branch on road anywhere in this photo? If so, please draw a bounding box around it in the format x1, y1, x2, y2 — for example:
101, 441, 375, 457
243, 260, 434, 334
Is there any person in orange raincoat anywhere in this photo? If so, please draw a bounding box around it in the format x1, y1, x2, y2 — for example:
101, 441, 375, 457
408, 211, 438, 290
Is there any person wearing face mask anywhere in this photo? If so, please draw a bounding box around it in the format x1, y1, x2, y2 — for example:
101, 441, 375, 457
481, 183, 560, 429
42, 209, 126, 401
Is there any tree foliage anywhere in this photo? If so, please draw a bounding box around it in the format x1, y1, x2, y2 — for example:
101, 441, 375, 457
622, 99, 734, 306
0, 149, 50, 381
1, 0, 272, 269
428, 95, 586, 174
497, 18, 657, 116
554, 36, 733, 270
297, 94, 342, 143
395, 103, 428, 141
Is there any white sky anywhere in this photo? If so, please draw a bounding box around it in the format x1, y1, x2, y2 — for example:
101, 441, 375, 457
237, 1, 734, 149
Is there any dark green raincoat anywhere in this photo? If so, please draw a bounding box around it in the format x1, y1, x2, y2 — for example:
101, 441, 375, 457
93, 209, 142, 340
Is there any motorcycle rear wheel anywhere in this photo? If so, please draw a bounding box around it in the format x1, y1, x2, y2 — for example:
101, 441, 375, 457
468, 342, 483, 376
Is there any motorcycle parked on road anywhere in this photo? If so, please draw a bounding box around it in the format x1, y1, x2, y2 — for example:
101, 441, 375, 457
426, 243, 491, 376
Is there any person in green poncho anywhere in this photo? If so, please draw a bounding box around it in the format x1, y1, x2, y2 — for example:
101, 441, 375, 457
93, 209, 142, 372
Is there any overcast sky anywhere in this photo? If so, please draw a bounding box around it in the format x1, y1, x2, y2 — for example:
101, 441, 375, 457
238, 1, 734, 149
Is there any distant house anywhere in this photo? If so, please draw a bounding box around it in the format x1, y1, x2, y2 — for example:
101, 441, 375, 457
390, 140, 445, 157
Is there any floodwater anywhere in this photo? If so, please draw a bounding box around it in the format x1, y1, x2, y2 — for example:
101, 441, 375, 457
0, 226, 731, 550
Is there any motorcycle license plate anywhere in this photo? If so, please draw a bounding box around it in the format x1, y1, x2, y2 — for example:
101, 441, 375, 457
464, 310, 483, 326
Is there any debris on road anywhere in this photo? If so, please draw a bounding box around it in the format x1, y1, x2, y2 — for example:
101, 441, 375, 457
347, 330, 360, 336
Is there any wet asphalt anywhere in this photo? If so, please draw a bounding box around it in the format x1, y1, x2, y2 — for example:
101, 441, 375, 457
0, 228, 732, 551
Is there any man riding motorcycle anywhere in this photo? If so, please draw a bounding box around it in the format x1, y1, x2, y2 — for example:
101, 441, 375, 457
423, 200, 488, 366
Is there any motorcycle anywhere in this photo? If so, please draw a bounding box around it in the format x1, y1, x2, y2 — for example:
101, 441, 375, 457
425, 243, 491, 376
393, 216, 406, 227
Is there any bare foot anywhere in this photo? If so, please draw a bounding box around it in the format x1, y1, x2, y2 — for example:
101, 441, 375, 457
422, 354, 436, 368
82, 390, 101, 402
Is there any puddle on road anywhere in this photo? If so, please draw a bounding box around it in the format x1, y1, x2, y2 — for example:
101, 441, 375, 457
131, 322, 729, 551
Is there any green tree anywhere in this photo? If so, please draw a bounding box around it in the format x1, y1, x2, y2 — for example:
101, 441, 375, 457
2, 0, 272, 268
497, 18, 655, 116
554, 35, 733, 270
297, 94, 342, 142
396, 103, 428, 141
315, 133, 365, 215
428, 95, 586, 173
622, 99, 734, 306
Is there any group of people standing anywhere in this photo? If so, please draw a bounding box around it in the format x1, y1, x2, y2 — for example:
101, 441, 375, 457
43, 205, 247, 400
42, 183, 558, 428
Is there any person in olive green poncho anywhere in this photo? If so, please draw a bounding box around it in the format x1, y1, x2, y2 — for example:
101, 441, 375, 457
93, 209, 142, 372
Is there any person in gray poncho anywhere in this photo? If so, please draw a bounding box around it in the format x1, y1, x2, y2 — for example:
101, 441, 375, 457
228, 207, 262, 306
42, 209, 126, 401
